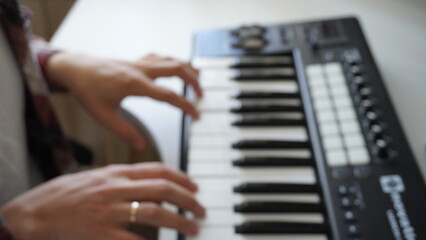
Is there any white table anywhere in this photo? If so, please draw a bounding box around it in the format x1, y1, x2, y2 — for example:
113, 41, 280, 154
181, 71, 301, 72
52, 0, 426, 237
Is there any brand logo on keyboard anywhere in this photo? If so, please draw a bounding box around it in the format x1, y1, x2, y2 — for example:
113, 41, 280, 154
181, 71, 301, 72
380, 175, 405, 193
380, 175, 416, 240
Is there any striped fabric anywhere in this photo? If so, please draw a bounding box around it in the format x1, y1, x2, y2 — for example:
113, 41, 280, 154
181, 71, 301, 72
0, 0, 77, 237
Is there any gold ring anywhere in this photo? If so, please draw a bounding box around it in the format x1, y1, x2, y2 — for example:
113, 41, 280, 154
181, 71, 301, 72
129, 201, 140, 223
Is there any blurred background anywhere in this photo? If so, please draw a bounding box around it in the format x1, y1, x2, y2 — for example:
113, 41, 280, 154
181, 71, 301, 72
22, 0, 75, 39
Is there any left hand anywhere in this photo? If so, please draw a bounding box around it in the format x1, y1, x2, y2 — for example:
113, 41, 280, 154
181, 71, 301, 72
45, 53, 202, 150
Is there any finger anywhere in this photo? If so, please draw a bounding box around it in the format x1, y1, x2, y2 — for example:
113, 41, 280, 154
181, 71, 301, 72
180, 63, 203, 98
109, 229, 147, 240
138, 59, 203, 98
144, 84, 200, 119
90, 106, 146, 150
112, 162, 198, 192
115, 179, 206, 218
117, 202, 199, 236
164, 60, 202, 98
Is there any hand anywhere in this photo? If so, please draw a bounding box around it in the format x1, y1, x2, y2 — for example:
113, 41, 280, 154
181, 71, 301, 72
1, 162, 205, 240
46, 53, 202, 150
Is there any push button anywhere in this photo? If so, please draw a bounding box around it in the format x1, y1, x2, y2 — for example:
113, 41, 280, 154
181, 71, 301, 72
341, 197, 353, 208
344, 210, 358, 222
373, 139, 390, 159
338, 185, 349, 195
347, 224, 361, 237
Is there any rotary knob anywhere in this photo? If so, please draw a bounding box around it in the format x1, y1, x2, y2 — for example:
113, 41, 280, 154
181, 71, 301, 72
372, 138, 390, 161
368, 124, 384, 142
358, 99, 374, 115
350, 76, 366, 92
232, 25, 266, 38
348, 65, 363, 76
362, 111, 379, 129
233, 37, 267, 50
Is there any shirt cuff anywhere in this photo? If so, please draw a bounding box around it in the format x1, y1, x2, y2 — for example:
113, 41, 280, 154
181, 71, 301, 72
30, 37, 66, 92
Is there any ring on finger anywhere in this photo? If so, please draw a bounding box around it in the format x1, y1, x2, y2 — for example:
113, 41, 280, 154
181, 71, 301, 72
129, 201, 141, 223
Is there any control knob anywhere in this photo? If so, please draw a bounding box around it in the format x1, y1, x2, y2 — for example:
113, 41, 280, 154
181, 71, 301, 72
362, 111, 378, 129
372, 138, 391, 162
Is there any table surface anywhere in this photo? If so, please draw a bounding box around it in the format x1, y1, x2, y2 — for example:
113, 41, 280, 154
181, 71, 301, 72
52, 0, 426, 190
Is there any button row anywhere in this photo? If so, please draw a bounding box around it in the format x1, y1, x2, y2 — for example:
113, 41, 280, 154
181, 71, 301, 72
306, 63, 369, 167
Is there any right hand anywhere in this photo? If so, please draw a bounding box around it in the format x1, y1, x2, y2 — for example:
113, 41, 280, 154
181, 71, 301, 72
46, 53, 202, 151
1, 162, 205, 240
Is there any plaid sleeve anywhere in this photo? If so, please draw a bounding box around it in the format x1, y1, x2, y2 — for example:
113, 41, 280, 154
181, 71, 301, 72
30, 37, 65, 92
0, 216, 17, 240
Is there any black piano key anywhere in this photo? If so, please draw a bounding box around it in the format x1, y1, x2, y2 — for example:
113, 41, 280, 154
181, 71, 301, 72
235, 221, 327, 234
230, 56, 293, 68
234, 183, 318, 193
234, 91, 300, 99
232, 140, 310, 149
234, 201, 322, 213
230, 105, 302, 113
232, 157, 312, 167
232, 68, 295, 80
232, 118, 305, 127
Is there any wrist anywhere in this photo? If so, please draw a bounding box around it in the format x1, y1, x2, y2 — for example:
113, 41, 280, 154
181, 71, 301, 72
44, 52, 77, 91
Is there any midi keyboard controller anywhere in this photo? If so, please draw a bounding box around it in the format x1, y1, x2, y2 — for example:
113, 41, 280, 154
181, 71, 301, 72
179, 17, 426, 240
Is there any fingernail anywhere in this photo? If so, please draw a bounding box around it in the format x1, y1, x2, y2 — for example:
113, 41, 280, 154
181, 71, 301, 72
192, 182, 199, 192
188, 222, 199, 235
133, 138, 145, 151
195, 206, 206, 218
193, 112, 200, 120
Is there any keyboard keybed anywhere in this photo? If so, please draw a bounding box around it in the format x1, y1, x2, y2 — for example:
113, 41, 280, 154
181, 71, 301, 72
186, 55, 329, 240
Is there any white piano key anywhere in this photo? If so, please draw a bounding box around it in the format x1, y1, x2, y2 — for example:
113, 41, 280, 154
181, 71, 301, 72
196, 192, 319, 206
195, 177, 316, 191
191, 124, 306, 137
188, 162, 315, 178
194, 178, 317, 194
196, 90, 302, 112
188, 227, 328, 240
189, 149, 312, 162
193, 57, 237, 68
196, 193, 320, 208
192, 112, 305, 133
193, 56, 293, 69
189, 128, 308, 148
200, 70, 298, 91
193, 209, 324, 226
